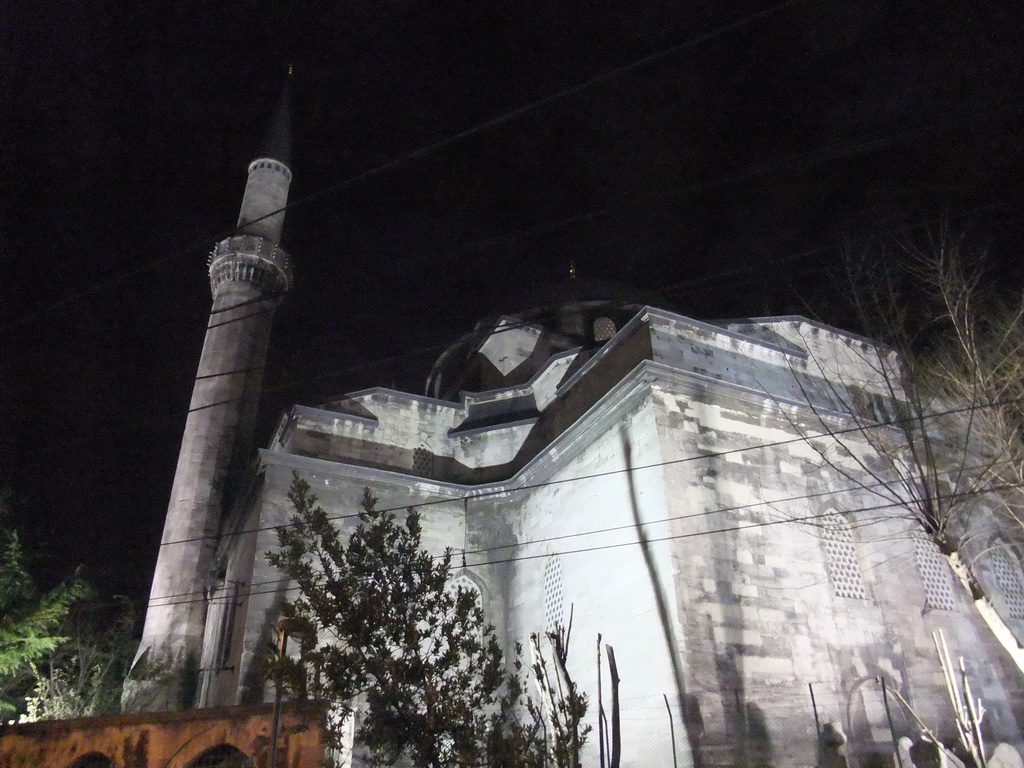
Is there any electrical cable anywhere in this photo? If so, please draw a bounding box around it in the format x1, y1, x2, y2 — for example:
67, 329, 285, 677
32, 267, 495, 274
0, 0, 803, 333
12, 1, 1018, 345
145, 447, 1024, 607
146, 467, 980, 606
142, 389, 1024, 607
18, 309, 561, 461
145, 480, 1018, 609
155, 392, 1024, 550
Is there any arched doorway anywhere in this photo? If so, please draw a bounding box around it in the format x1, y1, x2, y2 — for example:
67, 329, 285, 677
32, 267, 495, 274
185, 744, 255, 768
65, 755, 120, 768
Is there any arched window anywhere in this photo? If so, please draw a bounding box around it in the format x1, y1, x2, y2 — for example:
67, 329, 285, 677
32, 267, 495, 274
449, 572, 482, 602
914, 534, 957, 611
821, 515, 867, 599
543, 556, 566, 633
65, 756, 119, 768
593, 316, 616, 342
989, 550, 1024, 620
185, 745, 255, 768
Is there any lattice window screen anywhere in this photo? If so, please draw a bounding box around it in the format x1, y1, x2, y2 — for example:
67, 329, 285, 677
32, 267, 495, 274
821, 516, 867, 599
412, 445, 433, 477
593, 317, 617, 342
990, 550, 1024, 620
449, 573, 481, 602
914, 536, 957, 611
543, 557, 565, 632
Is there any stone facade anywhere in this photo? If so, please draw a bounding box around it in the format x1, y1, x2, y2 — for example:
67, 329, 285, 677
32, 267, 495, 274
180, 306, 1023, 767
127, 88, 1024, 766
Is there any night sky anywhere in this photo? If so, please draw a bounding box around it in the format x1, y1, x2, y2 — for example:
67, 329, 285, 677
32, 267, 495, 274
2, 0, 1023, 605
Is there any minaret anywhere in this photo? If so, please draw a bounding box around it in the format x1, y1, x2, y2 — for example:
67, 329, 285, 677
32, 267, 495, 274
129, 84, 293, 710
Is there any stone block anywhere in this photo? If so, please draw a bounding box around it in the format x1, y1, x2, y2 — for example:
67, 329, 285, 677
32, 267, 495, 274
713, 626, 763, 646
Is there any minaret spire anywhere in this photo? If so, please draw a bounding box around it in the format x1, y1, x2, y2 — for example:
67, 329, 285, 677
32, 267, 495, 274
129, 81, 294, 711
236, 77, 291, 242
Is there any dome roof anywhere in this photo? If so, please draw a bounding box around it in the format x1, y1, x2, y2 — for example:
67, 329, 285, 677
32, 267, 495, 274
425, 278, 674, 400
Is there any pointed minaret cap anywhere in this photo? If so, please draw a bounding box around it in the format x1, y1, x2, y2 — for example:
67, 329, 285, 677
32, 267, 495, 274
258, 70, 292, 167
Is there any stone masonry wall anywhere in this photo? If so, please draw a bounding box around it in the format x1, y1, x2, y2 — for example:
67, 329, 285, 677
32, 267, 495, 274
223, 454, 516, 708
508, 390, 688, 768
653, 379, 1023, 768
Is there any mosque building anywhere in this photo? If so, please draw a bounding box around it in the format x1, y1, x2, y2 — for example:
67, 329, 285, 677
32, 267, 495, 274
129, 85, 1024, 768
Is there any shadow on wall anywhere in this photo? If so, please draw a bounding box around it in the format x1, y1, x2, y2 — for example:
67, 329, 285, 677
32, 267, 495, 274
745, 702, 774, 767
622, 430, 705, 768
239, 581, 291, 705
704, 426, 777, 767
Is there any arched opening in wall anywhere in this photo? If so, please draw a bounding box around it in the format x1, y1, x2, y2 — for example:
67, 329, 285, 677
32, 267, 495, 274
184, 745, 255, 768
592, 316, 616, 343
447, 572, 486, 638
65, 755, 121, 768
820, 513, 867, 600
543, 556, 565, 633
449, 571, 483, 604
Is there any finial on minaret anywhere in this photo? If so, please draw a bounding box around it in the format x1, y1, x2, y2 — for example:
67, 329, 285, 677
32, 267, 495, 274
229, 78, 292, 249
256, 78, 292, 169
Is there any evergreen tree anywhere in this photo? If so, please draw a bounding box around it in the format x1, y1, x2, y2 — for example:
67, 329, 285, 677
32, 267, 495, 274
0, 513, 86, 718
269, 476, 548, 768
19, 594, 137, 722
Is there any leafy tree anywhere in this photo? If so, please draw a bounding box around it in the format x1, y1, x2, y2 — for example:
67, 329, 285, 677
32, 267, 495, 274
0, 510, 87, 718
19, 594, 137, 722
268, 476, 552, 768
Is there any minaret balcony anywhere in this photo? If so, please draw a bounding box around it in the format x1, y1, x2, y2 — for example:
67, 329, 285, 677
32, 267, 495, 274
209, 234, 293, 296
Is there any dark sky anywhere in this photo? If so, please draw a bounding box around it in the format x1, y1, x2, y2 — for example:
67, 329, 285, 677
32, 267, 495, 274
2, 0, 1023, 603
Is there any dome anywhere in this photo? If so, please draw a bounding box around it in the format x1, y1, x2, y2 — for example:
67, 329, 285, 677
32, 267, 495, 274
425, 278, 673, 400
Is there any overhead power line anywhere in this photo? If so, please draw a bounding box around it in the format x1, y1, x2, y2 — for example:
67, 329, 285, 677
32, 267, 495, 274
144, 460, 1006, 606
145, 480, 1015, 610
155, 392, 1024, 552
18, 310, 556, 462
142, 386, 1024, 608
0, 0, 802, 333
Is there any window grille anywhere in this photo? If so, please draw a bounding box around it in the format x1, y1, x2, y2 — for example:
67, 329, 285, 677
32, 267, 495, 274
914, 536, 957, 611
412, 445, 433, 477
990, 550, 1024, 620
821, 516, 867, 599
449, 573, 481, 602
593, 317, 616, 342
543, 557, 565, 633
